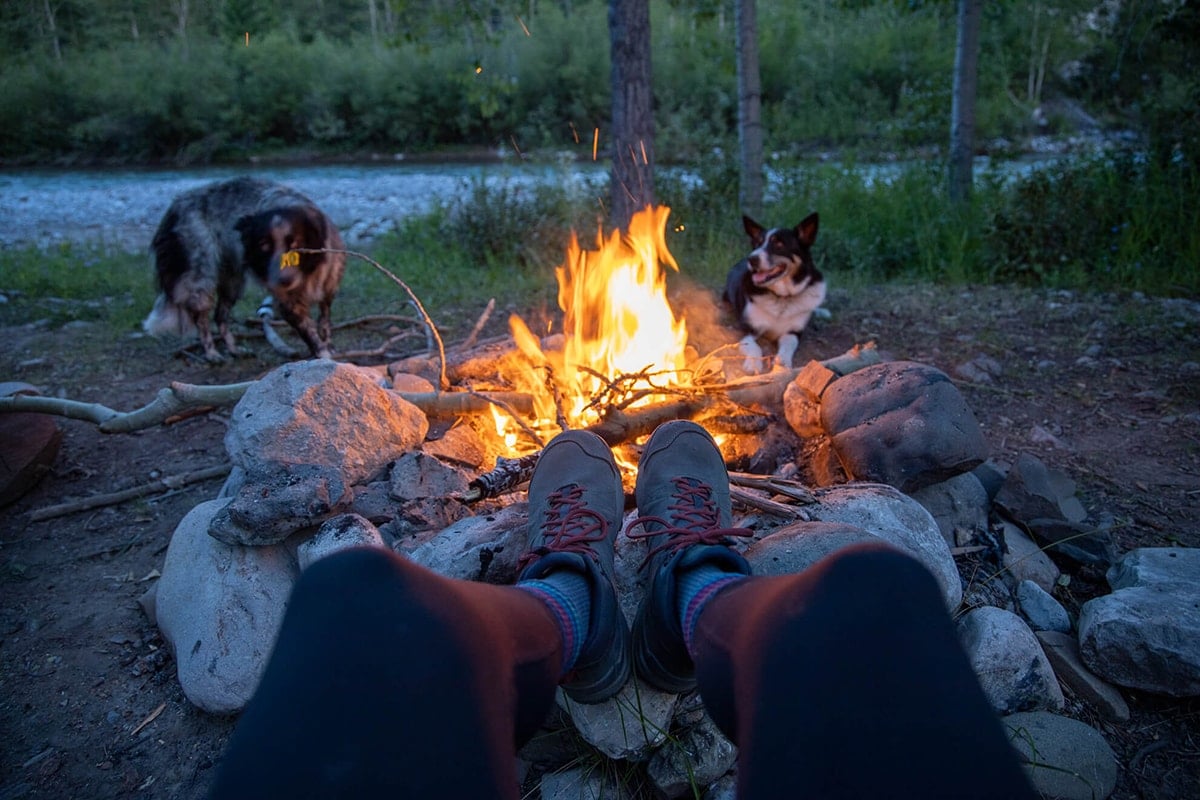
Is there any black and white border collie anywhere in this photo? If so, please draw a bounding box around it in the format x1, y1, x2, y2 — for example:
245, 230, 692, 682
142, 177, 346, 362
722, 212, 826, 373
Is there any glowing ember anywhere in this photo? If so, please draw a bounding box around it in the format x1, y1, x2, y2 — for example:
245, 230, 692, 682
505, 205, 690, 450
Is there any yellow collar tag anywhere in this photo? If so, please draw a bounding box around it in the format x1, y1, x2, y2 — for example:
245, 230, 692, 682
281, 251, 300, 268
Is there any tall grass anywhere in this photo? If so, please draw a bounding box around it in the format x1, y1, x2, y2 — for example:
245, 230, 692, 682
0, 246, 154, 330
659, 151, 1197, 297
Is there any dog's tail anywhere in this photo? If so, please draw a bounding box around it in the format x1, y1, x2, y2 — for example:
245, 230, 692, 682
142, 293, 197, 337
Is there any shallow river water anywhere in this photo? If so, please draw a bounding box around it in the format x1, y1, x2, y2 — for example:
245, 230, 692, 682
0, 160, 608, 252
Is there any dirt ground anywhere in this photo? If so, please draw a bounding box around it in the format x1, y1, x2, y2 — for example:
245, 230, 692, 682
1, 282, 1198, 799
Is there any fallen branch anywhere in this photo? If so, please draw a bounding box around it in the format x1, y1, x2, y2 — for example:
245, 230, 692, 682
730, 487, 811, 520
28, 464, 231, 522
0, 382, 254, 433
336, 331, 426, 361
728, 471, 818, 505
333, 313, 421, 330
131, 703, 167, 737
0, 384, 535, 430
459, 299, 496, 352
713, 341, 882, 408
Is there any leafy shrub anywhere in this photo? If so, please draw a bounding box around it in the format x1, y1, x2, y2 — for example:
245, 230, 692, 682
983, 152, 1199, 294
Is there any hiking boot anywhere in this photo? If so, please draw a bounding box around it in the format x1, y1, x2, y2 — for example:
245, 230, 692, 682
627, 421, 752, 693
518, 429, 631, 703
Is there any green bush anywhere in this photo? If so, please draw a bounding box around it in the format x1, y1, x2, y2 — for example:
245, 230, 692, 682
984, 153, 1200, 294
0, 0, 1127, 165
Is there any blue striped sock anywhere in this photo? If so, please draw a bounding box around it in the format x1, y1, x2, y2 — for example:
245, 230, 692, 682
676, 564, 744, 654
516, 572, 591, 674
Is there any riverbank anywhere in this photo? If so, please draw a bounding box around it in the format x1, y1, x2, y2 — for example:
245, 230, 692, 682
0, 159, 608, 252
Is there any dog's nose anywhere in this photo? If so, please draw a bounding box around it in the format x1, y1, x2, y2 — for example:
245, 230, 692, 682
271, 264, 299, 288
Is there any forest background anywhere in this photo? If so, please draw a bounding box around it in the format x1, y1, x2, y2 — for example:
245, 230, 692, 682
0, 0, 1197, 300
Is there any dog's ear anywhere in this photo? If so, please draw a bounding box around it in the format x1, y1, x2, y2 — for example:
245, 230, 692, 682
300, 206, 328, 245
795, 212, 819, 246
742, 215, 765, 242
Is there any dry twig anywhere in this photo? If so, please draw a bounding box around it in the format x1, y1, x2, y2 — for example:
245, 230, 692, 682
730, 487, 811, 519
28, 464, 231, 522
296, 247, 449, 389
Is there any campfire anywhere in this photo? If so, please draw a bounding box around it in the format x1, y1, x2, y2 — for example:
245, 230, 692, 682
500, 205, 696, 460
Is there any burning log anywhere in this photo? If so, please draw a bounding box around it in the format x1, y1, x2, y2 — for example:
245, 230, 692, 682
458, 343, 881, 503
464, 453, 542, 501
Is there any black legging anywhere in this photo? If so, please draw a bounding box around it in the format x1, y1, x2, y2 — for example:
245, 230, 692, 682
208, 543, 1034, 799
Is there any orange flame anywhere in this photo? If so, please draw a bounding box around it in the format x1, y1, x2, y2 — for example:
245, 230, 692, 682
505, 205, 690, 448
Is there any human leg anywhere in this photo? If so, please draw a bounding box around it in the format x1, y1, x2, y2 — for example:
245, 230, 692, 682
628, 420, 1034, 799
691, 545, 1037, 799
209, 430, 631, 799
207, 546, 563, 799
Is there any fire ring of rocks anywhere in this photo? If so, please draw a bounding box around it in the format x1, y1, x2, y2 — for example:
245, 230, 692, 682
148, 210, 1197, 799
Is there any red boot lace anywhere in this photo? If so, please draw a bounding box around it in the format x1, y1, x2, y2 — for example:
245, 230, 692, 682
626, 478, 753, 569
518, 484, 610, 570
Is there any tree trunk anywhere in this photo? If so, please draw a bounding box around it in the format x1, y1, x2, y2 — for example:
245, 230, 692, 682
368, 0, 380, 49
608, 0, 655, 230
42, 0, 61, 62
949, 0, 982, 205
736, 0, 764, 217
172, 0, 190, 57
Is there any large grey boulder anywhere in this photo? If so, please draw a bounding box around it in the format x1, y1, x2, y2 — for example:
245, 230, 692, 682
805, 483, 963, 610
958, 606, 1064, 714
156, 499, 298, 714
1003, 711, 1119, 800
212, 360, 428, 545
1078, 547, 1200, 696
820, 361, 988, 492
744, 521, 877, 575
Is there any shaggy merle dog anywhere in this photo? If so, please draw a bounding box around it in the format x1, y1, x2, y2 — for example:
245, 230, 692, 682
143, 177, 345, 362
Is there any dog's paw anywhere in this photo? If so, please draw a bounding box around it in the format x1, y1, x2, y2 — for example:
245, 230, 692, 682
737, 336, 767, 375
775, 334, 799, 371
